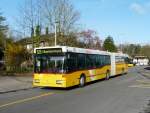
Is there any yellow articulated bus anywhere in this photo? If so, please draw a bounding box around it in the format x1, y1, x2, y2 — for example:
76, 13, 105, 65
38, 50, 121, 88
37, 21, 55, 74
33, 46, 128, 88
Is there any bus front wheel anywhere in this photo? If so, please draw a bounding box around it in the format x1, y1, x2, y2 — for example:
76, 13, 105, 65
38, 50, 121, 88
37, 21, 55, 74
79, 75, 86, 87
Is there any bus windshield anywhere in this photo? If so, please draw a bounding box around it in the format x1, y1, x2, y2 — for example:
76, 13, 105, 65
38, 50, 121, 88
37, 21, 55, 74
34, 55, 65, 73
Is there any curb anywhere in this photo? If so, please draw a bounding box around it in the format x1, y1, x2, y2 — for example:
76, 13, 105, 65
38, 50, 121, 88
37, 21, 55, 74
0, 86, 37, 94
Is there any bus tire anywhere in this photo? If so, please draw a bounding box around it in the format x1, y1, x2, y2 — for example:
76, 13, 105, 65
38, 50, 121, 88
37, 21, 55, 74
105, 71, 110, 80
122, 68, 125, 74
79, 75, 86, 87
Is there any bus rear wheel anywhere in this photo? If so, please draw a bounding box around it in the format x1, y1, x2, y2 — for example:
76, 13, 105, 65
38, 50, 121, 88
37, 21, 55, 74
105, 71, 110, 80
79, 75, 86, 87
122, 68, 125, 74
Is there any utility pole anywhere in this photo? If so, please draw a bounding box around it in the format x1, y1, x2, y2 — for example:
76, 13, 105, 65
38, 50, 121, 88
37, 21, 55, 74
54, 21, 58, 46
31, 27, 34, 53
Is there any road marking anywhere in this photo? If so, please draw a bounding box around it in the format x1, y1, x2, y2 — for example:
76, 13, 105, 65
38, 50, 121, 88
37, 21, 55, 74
0, 92, 53, 109
136, 80, 150, 84
129, 84, 150, 88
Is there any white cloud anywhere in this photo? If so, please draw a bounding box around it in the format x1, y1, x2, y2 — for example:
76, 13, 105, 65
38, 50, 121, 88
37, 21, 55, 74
130, 3, 146, 15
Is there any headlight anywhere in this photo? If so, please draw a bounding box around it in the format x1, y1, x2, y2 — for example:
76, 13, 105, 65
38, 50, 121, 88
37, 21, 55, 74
34, 79, 40, 83
56, 80, 64, 84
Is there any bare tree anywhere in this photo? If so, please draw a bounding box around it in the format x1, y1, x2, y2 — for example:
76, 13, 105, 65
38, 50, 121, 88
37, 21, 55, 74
80, 29, 102, 49
17, 0, 43, 37
41, 0, 80, 35
16, 0, 81, 47
17, 0, 79, 36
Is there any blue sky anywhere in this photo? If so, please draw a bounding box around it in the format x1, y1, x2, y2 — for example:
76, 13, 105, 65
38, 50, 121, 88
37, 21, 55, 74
0, 0, 150, 44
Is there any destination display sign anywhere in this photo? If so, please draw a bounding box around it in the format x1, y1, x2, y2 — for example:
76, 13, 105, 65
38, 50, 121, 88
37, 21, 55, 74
36, 48, 62, 54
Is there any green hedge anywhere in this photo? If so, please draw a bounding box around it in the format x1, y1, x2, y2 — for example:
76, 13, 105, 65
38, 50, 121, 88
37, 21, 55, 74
6, 66, 33, 73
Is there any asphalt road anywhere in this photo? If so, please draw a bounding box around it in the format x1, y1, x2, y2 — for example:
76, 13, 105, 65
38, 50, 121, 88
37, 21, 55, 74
0, 67, 150, 113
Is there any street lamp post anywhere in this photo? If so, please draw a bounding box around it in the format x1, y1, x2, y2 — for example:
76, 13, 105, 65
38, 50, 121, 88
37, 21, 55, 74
54, 22, 58, 46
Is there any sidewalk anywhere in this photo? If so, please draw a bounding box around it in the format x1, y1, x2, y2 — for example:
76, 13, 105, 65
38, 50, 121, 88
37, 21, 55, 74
0, 74, 34, 93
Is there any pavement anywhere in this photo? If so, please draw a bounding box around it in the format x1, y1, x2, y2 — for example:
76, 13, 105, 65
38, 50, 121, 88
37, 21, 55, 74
0, 74, 33, 93
0, 66, 150, 113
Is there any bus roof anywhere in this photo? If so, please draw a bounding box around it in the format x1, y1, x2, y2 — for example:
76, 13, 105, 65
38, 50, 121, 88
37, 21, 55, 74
34, 46, 128, 57
134, 56, 148, 58
112, 52, 129, 57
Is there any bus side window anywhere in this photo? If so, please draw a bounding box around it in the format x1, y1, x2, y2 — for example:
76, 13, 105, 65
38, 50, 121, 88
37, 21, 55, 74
86, 55, 91, 69
124, 57, 129, 64
66, 53, 77, 72
96, 55, 101, 68
77, 54, 86, 70
105, 55, 110, 65
85, 54, 96, 69
91, 55, 96, 68
100, 55, 105, 66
